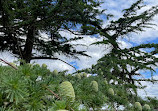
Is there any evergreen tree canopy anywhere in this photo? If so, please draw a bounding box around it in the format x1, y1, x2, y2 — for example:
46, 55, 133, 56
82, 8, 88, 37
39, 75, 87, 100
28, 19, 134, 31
87, 0, 158, 93
0, 0, 104, 63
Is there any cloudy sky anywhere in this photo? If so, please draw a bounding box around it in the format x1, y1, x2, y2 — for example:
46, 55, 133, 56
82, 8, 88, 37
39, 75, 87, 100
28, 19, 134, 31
0, 0, 158, 99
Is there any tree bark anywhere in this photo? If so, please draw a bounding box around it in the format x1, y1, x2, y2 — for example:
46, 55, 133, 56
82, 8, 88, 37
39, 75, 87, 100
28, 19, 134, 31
22, 26, 35, 64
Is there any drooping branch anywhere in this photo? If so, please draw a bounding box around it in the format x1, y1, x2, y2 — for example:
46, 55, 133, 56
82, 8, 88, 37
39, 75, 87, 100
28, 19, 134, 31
31, 56, 77, 71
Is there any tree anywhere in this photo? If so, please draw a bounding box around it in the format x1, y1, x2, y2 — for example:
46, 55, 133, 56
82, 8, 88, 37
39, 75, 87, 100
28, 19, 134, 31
0, 0, 103, 64
87, 0, 158, 94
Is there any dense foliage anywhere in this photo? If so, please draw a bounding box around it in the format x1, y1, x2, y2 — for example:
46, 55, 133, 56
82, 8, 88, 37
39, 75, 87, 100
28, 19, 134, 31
0, 0, 103, 63
0, 64, 157, 111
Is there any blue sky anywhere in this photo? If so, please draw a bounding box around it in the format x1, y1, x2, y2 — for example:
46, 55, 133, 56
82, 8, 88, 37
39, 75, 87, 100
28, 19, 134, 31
0, 0, 158, 99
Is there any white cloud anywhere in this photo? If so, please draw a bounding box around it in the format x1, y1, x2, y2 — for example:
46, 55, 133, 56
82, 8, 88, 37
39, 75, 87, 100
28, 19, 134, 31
101, 0, 158, 44
57, 31, 109, 70
117, 40, 133, 49
32, 59, 74, 73
138, 75, 158, 99
0, 52, 18, 65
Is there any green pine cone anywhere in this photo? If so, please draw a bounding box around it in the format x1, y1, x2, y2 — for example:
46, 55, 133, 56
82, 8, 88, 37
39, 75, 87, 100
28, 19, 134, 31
143, 104, 150, 111
53, 69, 58, 76
134, 102, 142, 111
59, 81, 75, 102
90, 81, 98, 92
42, 63, 47, 68
35, 64, 40, 67
98, 68, 102, 72
108, 88, 114, 95
83, 73, 87, 78
104, 79, 108, 85
76, 74, 81, 79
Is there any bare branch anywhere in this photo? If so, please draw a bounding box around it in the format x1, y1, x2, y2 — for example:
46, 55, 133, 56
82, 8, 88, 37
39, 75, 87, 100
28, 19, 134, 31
0, 58, 18, 70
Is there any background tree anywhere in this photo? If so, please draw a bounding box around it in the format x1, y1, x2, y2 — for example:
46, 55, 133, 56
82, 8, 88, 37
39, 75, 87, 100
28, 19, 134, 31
73, 0, 158, 100
0, 0, 103, 64
86, 0, 158, 95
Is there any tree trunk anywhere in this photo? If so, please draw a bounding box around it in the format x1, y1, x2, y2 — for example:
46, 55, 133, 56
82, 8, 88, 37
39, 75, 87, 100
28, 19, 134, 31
22, 26, 35, 64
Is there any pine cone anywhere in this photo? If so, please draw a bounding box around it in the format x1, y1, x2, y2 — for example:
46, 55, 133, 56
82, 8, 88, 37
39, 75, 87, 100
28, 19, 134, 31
90, 81, 98, 92
53, 70, 58, 76
134, 102, 142, 111
59, 81, 75, 102
143, 104, 150, 111
108, 88, 114, 95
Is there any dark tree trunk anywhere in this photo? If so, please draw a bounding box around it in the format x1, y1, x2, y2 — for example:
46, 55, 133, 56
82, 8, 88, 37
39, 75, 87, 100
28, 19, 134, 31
22, 26, 35, 64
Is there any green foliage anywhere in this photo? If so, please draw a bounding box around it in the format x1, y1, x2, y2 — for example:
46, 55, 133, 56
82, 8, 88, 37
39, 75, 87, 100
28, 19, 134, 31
0, 64, 157, 110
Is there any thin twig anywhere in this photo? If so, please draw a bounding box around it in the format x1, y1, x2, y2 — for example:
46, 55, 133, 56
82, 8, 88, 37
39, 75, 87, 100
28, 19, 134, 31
45, 86, 61, 100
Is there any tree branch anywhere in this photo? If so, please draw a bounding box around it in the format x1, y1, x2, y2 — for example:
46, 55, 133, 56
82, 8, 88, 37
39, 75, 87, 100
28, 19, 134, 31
31, 56, 77, 71
0, 58, 18, 70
